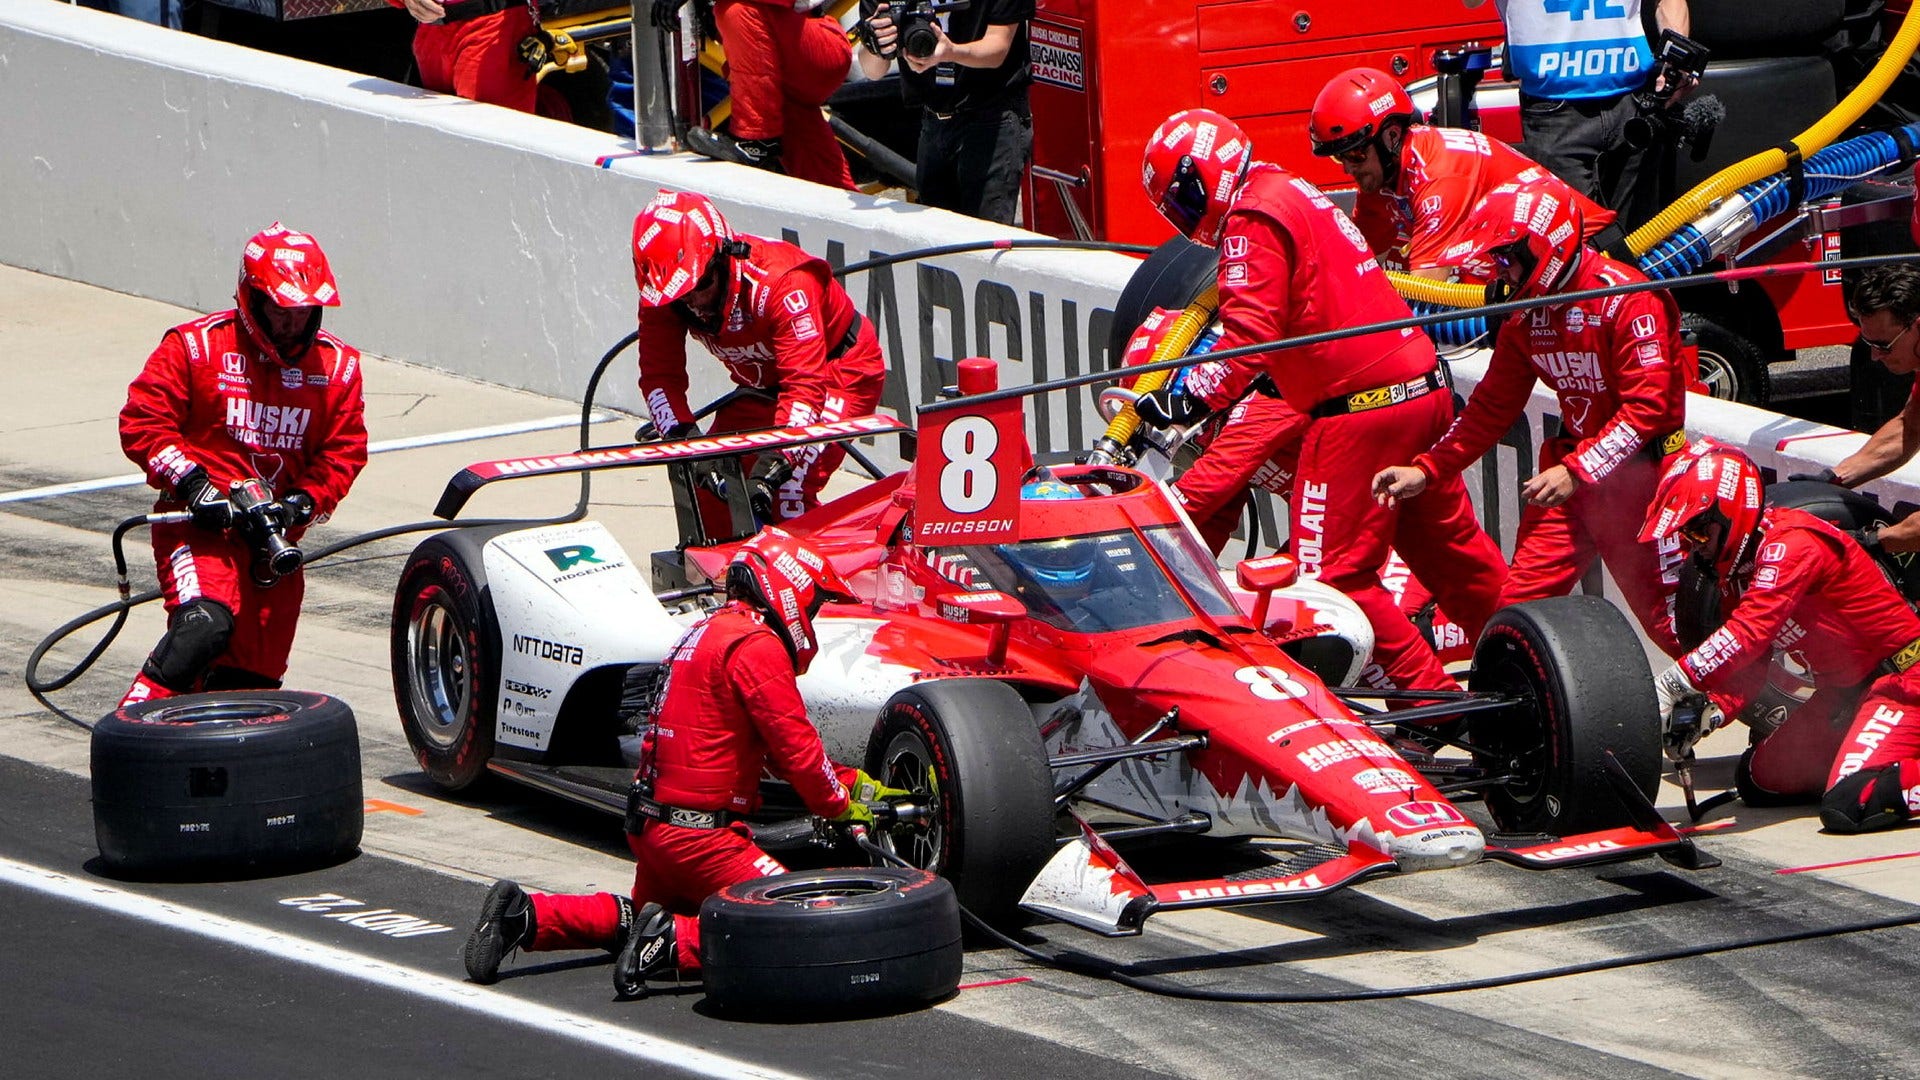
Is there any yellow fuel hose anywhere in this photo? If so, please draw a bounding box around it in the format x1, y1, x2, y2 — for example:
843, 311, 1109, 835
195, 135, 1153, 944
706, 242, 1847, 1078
1094, 286, 1219, 451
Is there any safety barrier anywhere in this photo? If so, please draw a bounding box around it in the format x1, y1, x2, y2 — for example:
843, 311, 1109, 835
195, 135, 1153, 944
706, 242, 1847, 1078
4, 1, 1917, 641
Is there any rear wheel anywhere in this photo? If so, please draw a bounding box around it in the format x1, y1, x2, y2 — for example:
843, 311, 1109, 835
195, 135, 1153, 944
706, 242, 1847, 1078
865, 679, 1054, 925
392, 527, 512, 791
1466, 596, 1662, 835
1108, 237, 1219, 354
1684, 313, 1771, 408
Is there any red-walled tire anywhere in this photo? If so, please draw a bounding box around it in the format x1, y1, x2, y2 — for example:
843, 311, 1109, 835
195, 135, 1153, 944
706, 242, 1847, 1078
700, 866, 962, 1017
91, 690, 362, 878
392, 528, 511, 791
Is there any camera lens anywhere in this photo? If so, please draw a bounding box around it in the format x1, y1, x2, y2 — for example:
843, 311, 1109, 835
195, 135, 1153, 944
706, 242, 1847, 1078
902, 20, 938, 59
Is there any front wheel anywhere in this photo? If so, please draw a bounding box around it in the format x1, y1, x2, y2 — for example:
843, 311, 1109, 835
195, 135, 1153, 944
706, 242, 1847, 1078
391, 528, 510, 791
1684, 313, 1772, 408
865, 679, 1055, 925
1466, 596, 1662, 835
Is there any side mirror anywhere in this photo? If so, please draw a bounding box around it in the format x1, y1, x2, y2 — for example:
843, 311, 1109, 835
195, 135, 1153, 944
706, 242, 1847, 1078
934, 589, 1025, 667
1235, 554, 1298, 628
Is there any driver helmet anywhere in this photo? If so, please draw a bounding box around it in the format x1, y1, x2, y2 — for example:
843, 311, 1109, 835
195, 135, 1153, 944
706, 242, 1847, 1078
1308, 68, 1422, 174
1444, 175, 1585, 303
1001, 479, 1097, 592
726, 527, 857, 674
234, 223, 339, 367
632, 190, 741, 313
1142, 109, 1253, 246
1638, 439, 1767, 584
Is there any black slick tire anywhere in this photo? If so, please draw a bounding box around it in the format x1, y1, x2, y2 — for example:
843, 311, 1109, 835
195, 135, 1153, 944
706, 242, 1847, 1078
1107, 237, 1219, 355
1467, 596, 1663, 835
699, 866, 962, 1017
1684, 312, 1771, 408
865, 678, 1054, 926
392, 527, 511, 791
91, 690, 362, 877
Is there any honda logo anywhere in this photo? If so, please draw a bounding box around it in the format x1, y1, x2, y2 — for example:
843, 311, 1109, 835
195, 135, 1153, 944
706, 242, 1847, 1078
1384, 801, 1466, 830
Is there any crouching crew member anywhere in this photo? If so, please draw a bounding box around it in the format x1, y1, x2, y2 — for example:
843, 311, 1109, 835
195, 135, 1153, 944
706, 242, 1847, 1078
462, 529, 909, 996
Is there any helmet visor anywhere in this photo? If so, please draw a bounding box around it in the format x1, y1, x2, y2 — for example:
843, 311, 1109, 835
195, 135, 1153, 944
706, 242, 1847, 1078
1158, 156, 1210, 237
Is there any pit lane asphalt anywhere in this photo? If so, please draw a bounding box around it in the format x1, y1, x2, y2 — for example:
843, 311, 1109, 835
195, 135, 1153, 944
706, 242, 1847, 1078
6, 264, 1920, 1079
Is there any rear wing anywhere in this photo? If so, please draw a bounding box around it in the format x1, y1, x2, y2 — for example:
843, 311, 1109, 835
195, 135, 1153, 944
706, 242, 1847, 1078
433, 414, 909, 519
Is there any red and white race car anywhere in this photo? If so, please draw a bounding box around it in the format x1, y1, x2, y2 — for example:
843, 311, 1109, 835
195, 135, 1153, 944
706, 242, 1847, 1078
393, 408, 1701, 933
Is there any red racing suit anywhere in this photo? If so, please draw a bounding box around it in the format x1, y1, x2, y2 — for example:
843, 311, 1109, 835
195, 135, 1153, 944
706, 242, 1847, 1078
119, 312, 369, 687
714, 0, 857, 189
525, 603, 855, 972
1677, 508, 1920, 817
397, 2, 569, 118
1411, 252, 1688, 657
638, 235, 886, 521
1188, 163, 1508, 692
1351, 127, 1615, 274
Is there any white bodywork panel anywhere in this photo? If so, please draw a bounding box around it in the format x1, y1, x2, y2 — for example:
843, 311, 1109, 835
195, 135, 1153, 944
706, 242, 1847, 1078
483, 522, 691, 751
794, 616, 922, 764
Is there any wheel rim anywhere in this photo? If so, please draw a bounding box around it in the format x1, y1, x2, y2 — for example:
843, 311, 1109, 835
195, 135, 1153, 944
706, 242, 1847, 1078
759, 877, 895, 906
141, 699, 287, 724
875, 727, 945, 873
1696, 347, 1740, 401
1473, 649, 1553, 816
406, 587, 473, 751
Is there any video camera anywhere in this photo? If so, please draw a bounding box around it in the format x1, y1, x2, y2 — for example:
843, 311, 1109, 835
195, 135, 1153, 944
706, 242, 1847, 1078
1623, 29, 1724, 162
864, 0, 973, 62
228, 477, 304, 588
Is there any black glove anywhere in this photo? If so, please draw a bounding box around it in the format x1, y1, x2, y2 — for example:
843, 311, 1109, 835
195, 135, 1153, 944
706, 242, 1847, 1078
748, 454, 793, 521
636, 419, 701, 443
1851, 523, 1886, 558
278, 490, 316, 529
176, 469, 233, 531
1787, 468, 1839, 485
1134, 388, 1208, 430
649, 0, 681, 30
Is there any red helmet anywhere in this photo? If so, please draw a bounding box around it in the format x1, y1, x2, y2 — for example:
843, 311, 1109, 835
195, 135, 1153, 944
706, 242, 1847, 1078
1309, 68, 1421, 159
234, 223, 339, 365
632, 190, 737, 309
1142, 109, 1253, 245
1638, 439, 1767, 581
1445, 175, 1585, 301
727, 527, 858, 674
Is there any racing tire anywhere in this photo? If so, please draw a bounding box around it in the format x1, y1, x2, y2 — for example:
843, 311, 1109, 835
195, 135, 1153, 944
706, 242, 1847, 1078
1765, 479, 1920, 603
699, 866, 962, 1017
1107, 237, 1218, 355
1466, 596, 1663, 835
1684, 313, 1771, 408
865, 679, 1054, 926
91, 691, 362, 878
392, 527, 512, 791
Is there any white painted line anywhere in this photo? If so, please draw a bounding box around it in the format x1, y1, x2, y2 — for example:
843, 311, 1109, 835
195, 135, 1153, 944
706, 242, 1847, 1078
0, 412, 623, 506
0, 856, 808, 1080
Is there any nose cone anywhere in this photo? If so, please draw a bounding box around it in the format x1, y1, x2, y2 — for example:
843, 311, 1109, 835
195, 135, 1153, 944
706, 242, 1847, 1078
1389, 824, 1486, 872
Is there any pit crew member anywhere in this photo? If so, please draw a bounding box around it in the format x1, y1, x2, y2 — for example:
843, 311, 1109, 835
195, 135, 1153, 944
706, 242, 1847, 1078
1372, 176, 1687, 657
1639, 441, 1920, 833
1307, 66, 1619, 277
463, 529, 910, 995
674, 0, 859, 189
118, 224, 369, 705
1807, 264, 1920, 555
632, 190, 886, 522
1134, 108, 1508, 693
394, 0, 568, 118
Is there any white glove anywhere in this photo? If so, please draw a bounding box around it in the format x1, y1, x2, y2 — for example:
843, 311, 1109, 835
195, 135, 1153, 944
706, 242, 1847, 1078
1653, 663, 1699, 730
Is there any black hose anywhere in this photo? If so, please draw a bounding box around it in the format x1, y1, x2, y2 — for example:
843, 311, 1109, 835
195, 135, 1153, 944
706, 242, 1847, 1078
851, 832, 1920, 1004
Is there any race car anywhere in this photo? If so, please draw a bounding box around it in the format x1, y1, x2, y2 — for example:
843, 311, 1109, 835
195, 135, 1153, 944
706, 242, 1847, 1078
392, 406, 1700, 933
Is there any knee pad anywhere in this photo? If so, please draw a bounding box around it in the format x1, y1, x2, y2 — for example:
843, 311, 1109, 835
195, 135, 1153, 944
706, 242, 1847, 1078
203, 666, 281, 692
140, 599, 234, 692
1820, 766, 1912, 834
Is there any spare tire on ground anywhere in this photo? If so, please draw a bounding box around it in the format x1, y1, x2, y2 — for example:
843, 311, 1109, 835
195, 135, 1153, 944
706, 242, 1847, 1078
699, 866, 963, 1017
91, 691, 363, 878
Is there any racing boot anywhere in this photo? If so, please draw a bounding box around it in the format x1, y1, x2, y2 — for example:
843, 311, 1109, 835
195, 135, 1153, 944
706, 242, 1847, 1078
464, 879, 536, 985
612, 900, 678, 1000
684, 127, 783, 172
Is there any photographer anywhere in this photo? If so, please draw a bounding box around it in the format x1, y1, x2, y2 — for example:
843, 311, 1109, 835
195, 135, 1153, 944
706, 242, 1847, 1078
117, 225, 368, 707
1465, 0, 1693, 232
856, 0, 1033, 225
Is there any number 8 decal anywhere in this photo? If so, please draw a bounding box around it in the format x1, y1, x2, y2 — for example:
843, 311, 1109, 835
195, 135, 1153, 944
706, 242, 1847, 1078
939, 415, 999, 513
